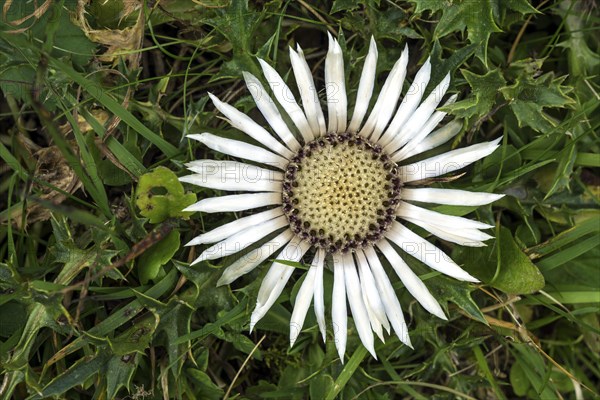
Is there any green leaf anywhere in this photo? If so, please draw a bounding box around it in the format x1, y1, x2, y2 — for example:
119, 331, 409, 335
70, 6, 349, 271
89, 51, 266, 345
173, 297, 247, 344
460, 227, 545, 294
542, 290, 600, 304
325, 345, 368, 400
204, 0, 262, 79
473, 345, 507, 400
443, 68, 506, 120
310, 374, 335, 400
155, 295, 195, 377
497, 0, 539, 15
480, 144, 522, 179
500, 70, 575, 133
511, 344, 558, 399
104, 352, 138, 400
510, 361, 531, 396
536, 234, 600, 273
28, 353, 111, 399
137, 230, 180, 284
494, 228, 546, 294
0, 1, 96, 106
109, 314, 158, 356
0, 370, 24, 400
556, 0, 600, 78
413, 0, 538, 62
428, 40, 477, 91
0, 62, 35, 104
85, 123, 145, 186
544, 141, 577, 199
0, 301, 26, 338
49, 218, 117, 284
5, 218, 116, 369
515, 223, 541, 248
46, 270, 178, 364
254, 303, 291, 334
205, 0, 261, 54
30, 99, 112, 217
271, 259, 308, 270
331, 0, 362, 14
135, 166, 196, 224
220, 331, 261, 356
5, 301, 63, 369
427, 276, 487, 325
368, 7, 422, 42
412, 0, 502, 63
47, 57, 179, 157
29, 3, 96, 68
187, 369, 224, 399
527, 217, 600, 259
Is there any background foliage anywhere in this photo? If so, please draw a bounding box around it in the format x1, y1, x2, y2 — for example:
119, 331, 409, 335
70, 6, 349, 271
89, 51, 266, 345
0, 0, 598, 399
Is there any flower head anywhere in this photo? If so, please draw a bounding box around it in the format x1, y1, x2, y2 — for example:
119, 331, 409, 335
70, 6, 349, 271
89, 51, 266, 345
181, 34, 503, 362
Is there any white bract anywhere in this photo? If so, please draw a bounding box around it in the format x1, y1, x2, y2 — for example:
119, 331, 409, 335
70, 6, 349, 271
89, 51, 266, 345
181, 34, 503, 363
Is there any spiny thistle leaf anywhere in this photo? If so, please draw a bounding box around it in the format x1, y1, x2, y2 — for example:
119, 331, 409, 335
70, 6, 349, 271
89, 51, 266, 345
501, 69, 575, 133
443, 68, 506, 120
411, 0, 538, 63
